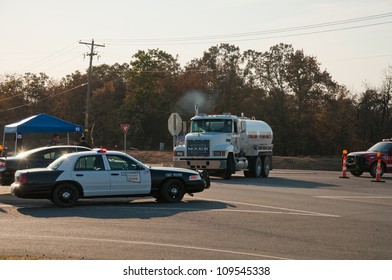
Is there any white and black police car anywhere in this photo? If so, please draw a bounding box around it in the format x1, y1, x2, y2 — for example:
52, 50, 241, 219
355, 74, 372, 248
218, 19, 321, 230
11, 149, 210, 207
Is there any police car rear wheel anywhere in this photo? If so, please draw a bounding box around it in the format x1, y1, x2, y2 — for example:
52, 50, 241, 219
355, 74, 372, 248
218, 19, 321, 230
160, 179, 185, 203
52, 183, 79, 207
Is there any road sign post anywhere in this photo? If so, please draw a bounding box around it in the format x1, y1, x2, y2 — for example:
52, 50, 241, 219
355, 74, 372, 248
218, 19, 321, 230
168, 113, 182, 150
120, 124, 130, 152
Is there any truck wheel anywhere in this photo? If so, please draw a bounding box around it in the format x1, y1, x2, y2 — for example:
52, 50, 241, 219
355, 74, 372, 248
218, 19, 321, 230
244, 157, 253, 177
370, 162, 384, 178
350, 171, 363, 177
160, 179, 185, 203
223, 154, 234, 180
52, 183, 79, 207
254, 156, 262, 178
244, 156, 262, 178
261, 156, 271, 177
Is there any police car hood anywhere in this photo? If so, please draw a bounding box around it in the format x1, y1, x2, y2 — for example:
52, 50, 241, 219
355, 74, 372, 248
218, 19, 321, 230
149, 166, 198, 174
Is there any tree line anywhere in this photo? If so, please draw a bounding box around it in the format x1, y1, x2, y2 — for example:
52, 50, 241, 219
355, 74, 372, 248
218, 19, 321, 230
1, 43, 391, 156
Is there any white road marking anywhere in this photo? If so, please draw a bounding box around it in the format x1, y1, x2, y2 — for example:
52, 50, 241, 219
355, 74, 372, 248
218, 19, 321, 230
0, 234, 289, 260
126, 206, 337, 217
315, 196, 392, 206
188, 197, 341, 217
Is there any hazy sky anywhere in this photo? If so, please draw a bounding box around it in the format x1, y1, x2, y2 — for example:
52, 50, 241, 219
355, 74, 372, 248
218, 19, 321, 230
1, 0, 391, 93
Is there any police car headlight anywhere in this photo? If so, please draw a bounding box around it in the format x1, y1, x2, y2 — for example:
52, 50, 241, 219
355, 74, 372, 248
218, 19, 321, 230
175, 151, 184, 157
213, 151, 225, 157
189, 174, 201, 181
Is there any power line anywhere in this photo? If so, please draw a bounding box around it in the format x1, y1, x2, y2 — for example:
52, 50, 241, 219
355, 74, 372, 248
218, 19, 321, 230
0, 83, 87, 113
15, 43, 79, 73
99, 12, 392, 45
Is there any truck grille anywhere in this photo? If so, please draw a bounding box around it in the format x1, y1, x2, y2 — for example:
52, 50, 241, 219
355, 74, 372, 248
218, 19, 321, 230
187, 140, 210, 157
346, 155, 356, 165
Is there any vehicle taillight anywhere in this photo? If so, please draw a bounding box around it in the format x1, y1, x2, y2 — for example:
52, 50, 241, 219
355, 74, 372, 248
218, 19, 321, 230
0, 161, 5, 168
20, 174, 28, 184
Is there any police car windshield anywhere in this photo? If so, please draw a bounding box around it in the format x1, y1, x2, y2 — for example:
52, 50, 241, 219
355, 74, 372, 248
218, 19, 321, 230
191, 119, 232, 133
368, 142, 392, 153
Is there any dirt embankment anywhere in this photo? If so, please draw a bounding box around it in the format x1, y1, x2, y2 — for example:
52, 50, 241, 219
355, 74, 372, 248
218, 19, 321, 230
128, 151, 342, 171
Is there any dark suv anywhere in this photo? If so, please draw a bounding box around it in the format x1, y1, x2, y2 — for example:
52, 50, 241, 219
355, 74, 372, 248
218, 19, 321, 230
346, 139, 392, 177
0, 145, 91, 185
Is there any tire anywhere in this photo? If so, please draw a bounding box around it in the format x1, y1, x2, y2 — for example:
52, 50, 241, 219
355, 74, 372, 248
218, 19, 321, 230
254, 156, 262, 178
160, 179, 185, 203
244, 156, 262, 178
223, 154, 234, 180
52, 183, 79, 207
261, 156, 271, 178
350, 170, 363, 177
370, 162, 384, 178
244, 157, 253, 178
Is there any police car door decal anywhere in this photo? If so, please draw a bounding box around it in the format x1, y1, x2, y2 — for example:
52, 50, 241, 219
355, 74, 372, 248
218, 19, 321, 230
106, 155, 151, 195
121, 172, 141, 183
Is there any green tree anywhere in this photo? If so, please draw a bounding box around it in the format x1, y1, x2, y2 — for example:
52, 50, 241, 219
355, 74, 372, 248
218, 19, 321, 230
122, 49, 180, 149
186, 44, 246, 114
90, 63, 129, 147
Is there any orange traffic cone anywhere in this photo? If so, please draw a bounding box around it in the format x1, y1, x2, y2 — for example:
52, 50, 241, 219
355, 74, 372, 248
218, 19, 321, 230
339, 150, 349, 179
371, 152, 385, 183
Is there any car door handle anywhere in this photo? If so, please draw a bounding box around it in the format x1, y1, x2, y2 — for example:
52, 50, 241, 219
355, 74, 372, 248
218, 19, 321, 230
75, 174, 84, 177
111, 173, 120, 176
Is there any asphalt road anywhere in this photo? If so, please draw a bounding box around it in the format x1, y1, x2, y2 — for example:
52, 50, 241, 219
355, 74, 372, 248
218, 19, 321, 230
0, 170, 391, 260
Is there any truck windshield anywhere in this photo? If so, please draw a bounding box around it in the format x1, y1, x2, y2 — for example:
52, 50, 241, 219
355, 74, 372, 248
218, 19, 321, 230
368, 142, 392, 153
191, 119, 232, 133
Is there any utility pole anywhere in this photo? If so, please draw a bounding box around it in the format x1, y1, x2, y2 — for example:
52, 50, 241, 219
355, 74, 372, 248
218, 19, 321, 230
79, 39, 105, 140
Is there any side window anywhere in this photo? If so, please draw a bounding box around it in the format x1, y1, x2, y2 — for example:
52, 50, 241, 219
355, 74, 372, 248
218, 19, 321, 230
238, 121, 246, 133
106, 155, 140, 171
32, 150, 55, 160
41, 149, 67, 160
74, 155, 104, 171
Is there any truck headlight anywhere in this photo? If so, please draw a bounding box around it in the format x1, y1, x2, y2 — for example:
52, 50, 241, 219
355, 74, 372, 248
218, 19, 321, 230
174, 151, 184, 157
213, 151, 226, 157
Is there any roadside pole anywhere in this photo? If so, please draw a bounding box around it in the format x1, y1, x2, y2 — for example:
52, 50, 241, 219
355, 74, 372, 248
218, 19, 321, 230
168, 113, 182, 150
120, 124, 130, 152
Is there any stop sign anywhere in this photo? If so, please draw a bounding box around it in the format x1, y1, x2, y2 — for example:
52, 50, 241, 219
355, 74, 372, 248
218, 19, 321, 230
168, 113, 182, 136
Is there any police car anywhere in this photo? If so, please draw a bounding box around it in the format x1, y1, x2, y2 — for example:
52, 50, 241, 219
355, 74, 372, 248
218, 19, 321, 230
11, 149, 210, 207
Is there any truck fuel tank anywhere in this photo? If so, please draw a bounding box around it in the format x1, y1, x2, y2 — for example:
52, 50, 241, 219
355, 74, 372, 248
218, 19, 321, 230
241, 119, 273, 146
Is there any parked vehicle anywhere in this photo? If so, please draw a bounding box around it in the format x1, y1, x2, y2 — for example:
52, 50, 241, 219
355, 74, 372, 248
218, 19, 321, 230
346, 139, 392, 177
0, 145, 91, 185
11, 149, 210, 207
173, 111, 273, 179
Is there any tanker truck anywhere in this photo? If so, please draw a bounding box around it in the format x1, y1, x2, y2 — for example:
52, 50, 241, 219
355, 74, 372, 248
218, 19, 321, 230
173, 112, 273, 179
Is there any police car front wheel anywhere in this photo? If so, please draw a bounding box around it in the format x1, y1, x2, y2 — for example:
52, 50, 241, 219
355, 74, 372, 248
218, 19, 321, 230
160, 179, 185, 203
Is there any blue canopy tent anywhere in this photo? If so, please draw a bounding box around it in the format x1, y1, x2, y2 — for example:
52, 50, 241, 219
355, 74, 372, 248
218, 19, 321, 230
2, 113, 83, 154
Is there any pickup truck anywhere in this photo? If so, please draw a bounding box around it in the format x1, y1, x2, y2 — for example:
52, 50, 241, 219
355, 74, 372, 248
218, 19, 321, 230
346, 139, 392, 177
